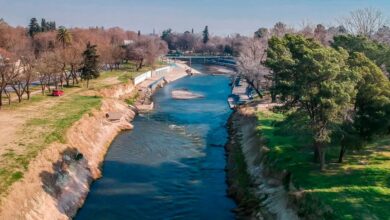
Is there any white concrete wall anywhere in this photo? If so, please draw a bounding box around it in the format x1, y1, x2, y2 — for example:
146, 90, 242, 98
152, 66, 171, 77
134, 71, 152, 85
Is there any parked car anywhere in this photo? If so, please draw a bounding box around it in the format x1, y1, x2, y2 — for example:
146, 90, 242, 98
52, 90, 64, 96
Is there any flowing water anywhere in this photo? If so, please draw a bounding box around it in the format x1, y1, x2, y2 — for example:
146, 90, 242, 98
76, 68, 236, 219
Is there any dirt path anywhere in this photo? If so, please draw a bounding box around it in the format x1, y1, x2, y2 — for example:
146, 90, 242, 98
0, 88, 82, 155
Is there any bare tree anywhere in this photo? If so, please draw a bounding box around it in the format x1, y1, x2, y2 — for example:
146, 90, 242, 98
126, 36, 168, 70
314, 24, 328, 45
374, 25, 390, 45
340, 8, 388, 37
0, 50, 18, 107
236, 38, 269, 98
271, 22, 292, 37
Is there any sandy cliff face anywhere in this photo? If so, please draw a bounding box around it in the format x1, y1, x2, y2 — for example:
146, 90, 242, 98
0, 84, 136, 220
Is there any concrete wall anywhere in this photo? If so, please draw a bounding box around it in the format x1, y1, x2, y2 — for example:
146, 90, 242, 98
133, 66, 172, 85
134, 71, 152, 85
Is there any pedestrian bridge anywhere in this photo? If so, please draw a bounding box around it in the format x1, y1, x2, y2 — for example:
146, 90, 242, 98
166, 55, 233, 59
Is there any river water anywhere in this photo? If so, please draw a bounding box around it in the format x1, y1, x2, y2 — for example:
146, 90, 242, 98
76, 68, 236, 219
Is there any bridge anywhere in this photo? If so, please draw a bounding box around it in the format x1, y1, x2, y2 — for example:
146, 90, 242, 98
165, 55, 237, 69
165, 55, 233, 59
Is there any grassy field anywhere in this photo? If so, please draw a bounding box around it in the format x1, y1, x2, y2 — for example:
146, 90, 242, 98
0, 62, 155, 197
0, 94, 101, 195
257, 110, 390, 220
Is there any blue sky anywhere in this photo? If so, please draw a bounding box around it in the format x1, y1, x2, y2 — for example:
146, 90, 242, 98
0, 0, 389, 36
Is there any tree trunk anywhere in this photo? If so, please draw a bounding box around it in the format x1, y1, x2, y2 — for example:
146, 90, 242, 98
314, 143, 320, 163
271, 91, 276, 103
137, 59, 144, 71
315, 143, 326, 171
320, 148, 326, 171
0, 90, 2, 109
338, 144, 346, 163
86, 79, 89, 88
246, 79, 263, 98
26, 85, 31, 100
5, 90, 11, 105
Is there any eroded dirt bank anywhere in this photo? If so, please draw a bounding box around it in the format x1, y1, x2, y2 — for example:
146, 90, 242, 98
226, 103, 299, 220
0, 82, 136, 220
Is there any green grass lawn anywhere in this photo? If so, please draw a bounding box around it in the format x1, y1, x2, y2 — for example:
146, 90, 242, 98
257, 110, 390, 220
0, 94, 101, 196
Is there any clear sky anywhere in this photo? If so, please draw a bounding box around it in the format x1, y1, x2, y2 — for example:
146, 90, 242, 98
0, 0, 389, 36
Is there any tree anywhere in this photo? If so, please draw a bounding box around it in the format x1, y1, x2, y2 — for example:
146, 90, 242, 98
314, 24, 327, 45
332, 34, 390, 74
351, 53, 390, 139
0, 50, 18, 107
266, 34, 359, 170
254, 27, 268, 39
340, 8, 388, 37
272, 22, 288, 37
126, 36, 167, 70
80, 42, 99, 88
41, 18, 48, 32
374, 25, 390, 45
203, 26, 209, 44
335, 52, 390, 162
237, 38, 269, 98
56, 26, 72, 48
28, 18, 41, 38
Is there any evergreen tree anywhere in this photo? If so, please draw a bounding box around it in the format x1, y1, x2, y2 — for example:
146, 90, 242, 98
41, 18, 47, 32
266, 34, 359, 170
202, 25, 209, 44
335, 52, 390, 162
50, 21, 56, 30
28, 18, 41, 38
138, 30, 141, 36
254, 27, 268, 39
80, 42, 99, 88
332, 35, 390, 73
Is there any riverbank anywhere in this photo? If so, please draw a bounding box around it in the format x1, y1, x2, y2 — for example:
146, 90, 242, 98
0, 62, 192, 219
226, 102, 299, 220
228, 101, 390, 220
256, 107, 390, 220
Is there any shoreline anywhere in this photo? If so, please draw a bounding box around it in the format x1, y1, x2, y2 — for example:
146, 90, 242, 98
225, 103, 299, 220
0, 63, 191, 220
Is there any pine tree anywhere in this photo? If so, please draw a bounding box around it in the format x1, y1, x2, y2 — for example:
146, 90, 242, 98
80, 42, 99, 88
202, 26, 209, 44
28, 18, 41, 38
41, 18, 47, 32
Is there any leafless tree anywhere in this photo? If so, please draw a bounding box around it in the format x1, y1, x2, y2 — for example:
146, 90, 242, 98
236, 38, 269, 97
0, 51, 18, 107
373, 25, 390, 45
314, 24, 328, 45
340, 8, 389, 37
271, 22, 293, 37
126, 36, 168, 70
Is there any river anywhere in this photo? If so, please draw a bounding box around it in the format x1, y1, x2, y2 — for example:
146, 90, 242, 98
76, 67, 236, 219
